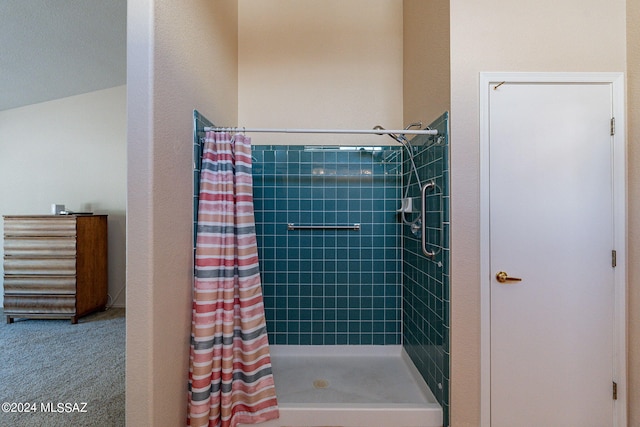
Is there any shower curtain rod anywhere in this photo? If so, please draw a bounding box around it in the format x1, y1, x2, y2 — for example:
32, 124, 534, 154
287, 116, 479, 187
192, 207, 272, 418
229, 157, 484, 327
202, 126, 438, 136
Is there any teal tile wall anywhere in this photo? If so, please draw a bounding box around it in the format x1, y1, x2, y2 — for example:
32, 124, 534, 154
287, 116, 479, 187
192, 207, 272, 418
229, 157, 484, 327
402, 112, 450, 426
252, 145, 403, 345
193, 111, 450, 425
192, 110, 214, 253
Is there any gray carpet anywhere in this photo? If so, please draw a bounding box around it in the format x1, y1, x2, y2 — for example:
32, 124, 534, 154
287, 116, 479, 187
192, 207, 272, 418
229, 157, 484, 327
0, 308, 125, 427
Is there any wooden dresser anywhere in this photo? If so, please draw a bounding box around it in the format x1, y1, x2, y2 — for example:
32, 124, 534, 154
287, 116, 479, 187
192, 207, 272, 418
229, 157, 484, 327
2, 215, 108, 324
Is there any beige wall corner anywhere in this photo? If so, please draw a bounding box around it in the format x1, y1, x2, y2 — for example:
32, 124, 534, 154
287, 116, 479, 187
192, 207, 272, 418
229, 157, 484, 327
238, 0, 403, 146
403, 0, 450, 126
126, 0, 238, 425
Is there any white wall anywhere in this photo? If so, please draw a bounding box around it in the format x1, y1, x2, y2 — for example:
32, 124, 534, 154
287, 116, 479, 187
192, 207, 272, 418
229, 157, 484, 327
448, 1, 627, 425
238, 0, 403, 146
0, 85, 127, 308
126, 1, 238, 425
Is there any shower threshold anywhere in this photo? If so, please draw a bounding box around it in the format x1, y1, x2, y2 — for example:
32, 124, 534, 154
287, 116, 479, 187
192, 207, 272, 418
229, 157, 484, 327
240, 345, 443, 427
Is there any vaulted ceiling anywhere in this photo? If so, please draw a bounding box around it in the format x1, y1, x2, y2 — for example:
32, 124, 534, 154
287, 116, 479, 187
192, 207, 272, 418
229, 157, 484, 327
0, 0, 126, 111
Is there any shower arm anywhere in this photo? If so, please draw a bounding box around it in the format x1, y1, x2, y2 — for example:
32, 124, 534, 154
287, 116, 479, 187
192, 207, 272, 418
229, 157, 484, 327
373, 122, 425, 141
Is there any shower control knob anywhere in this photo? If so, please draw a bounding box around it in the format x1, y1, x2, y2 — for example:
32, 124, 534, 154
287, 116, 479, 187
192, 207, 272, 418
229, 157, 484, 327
496, 271, 522, 284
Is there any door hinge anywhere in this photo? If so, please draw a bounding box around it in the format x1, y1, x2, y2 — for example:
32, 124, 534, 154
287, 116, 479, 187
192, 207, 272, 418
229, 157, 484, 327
613, 381, 618, 400
611, 117, 615, 136
612, 250, 617, 268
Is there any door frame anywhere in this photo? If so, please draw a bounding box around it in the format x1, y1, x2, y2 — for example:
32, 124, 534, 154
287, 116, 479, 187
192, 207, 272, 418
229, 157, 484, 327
479, 72, 627, 427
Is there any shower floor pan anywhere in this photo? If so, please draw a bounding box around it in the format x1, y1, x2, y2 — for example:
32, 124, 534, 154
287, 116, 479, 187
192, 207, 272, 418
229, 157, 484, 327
241, 345, 442, 427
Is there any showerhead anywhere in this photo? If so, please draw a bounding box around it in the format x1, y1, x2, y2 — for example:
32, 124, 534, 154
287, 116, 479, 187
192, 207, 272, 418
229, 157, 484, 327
404, 122, 422, 131
373, 125, 407, 145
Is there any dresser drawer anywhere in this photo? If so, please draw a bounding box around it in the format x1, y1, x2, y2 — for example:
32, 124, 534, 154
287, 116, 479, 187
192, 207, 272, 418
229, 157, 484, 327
3, 276, 76, 295
3, 295, 76, 314
4, 237, 76, 257
4, 257, 76, 275
3, 214, 107, 323
4, 217, 76, 237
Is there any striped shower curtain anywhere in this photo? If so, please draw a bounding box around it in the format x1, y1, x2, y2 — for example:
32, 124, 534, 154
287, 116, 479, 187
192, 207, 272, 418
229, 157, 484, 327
188, 131, 279, 427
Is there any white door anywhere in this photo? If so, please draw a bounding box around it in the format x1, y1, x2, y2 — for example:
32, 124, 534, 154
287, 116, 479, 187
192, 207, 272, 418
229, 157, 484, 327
488, 82, 615, 426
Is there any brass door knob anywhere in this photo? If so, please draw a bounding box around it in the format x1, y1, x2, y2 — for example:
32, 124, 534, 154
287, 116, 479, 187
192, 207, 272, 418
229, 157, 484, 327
496, 271, 522, 283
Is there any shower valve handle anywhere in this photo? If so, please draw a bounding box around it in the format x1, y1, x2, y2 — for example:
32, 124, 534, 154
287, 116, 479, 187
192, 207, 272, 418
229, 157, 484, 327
496, 271, 522, 284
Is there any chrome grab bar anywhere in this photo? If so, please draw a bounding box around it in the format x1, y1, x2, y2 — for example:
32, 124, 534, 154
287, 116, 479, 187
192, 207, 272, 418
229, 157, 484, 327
287, 223, 360, 231
421, 182, 442, 258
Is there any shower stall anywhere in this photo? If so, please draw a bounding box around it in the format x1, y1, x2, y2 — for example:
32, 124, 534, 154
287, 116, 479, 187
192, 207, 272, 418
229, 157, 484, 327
193, 111, 449, 427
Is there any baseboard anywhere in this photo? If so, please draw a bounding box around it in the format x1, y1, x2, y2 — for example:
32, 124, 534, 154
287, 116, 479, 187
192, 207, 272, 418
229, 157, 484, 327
108, 302, 126, 308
